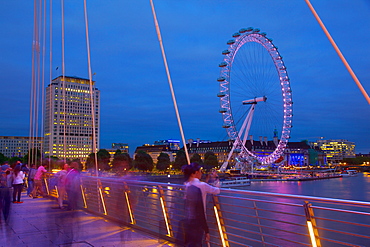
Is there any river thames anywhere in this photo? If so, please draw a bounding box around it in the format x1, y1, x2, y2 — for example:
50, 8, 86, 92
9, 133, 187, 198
242, 172, 370, 202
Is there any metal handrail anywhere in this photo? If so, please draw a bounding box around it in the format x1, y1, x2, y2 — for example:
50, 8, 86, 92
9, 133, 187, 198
46, 175, 370, 247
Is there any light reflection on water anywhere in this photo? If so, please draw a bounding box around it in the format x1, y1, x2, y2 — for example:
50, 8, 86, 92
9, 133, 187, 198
241, 173, 370, 202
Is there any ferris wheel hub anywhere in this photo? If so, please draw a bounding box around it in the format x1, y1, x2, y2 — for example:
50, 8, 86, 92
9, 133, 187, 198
242, 96, 267, 105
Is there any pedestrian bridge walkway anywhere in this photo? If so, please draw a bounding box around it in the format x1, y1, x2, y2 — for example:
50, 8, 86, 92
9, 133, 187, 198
0, 193, 173, 247
2, 177, 370, 246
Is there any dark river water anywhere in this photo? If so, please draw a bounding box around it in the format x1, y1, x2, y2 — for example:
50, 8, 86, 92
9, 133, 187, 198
242, 172, 370, 202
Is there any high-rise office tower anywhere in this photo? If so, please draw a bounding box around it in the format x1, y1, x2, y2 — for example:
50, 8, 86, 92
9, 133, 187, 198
43, 76, 100, 162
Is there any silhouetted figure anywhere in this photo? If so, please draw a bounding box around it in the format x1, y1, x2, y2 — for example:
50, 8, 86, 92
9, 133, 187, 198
182, 163, 220, 246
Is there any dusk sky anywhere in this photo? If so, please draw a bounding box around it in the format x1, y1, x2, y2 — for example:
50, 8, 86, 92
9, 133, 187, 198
1, 0, 369, 155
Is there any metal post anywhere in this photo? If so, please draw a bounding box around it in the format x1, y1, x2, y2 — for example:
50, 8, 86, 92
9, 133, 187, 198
303, 201, 321, 247
213, 195, 229, 247
43, 177, 50, 195
97, 179, 107, 215
79, 178, 87, 208
158, 185, 172, 237
253, 201, 265, 246
123, 182, 135, 225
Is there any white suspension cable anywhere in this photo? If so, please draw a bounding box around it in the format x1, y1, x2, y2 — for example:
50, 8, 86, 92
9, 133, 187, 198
61, 0, 66, 162
48, 0, 53, 168
39, 0, 46, 166
149, 0, 190, 164
304, 0, 370, 105
29, 0, 38, 166
83, 0, 99, 175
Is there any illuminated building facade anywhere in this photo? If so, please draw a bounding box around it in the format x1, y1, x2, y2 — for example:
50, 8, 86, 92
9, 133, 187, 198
312, 139, 355, 164
43, 76, 100, 162
0, 136, 43, 158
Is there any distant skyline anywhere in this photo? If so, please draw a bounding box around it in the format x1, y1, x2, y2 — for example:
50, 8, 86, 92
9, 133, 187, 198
1, 1, 369, 155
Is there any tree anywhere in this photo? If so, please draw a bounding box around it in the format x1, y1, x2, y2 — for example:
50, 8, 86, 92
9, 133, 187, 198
190, 153, 202, 164
111, 150, 132, 174
174, 150, 187, 170
97, 149, 111, 170
23, 147, 42, 165
0, 152, 7, 164
133, 150, 153, 171
156, 152, 170, 171
204, 151, 218, 171
43, 156, 60, 170
85, 149, 111, 171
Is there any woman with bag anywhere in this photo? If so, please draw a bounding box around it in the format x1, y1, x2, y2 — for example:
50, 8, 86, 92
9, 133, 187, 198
12, 165, 25, 203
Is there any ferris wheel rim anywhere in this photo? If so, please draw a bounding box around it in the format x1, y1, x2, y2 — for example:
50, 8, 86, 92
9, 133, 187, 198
218, 28, 293, 165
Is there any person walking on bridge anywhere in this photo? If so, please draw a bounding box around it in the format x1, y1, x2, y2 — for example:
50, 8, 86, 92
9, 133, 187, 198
182, 163, 220, 247
12, 165, 25, 203
31, 164, 48, 198
54, 163, 69, 209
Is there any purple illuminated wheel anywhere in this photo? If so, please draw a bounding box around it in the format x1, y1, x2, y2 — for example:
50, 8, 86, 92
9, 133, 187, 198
218, 28, 293, 165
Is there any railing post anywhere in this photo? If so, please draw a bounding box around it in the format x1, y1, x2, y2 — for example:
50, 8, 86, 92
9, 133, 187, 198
253, 201, 265, 246
304, 201, 321, 247
123, 182, 135, 225
80, 178, 87, 208
213, 195, 229, 247
43, 177, 50, 195
158, 185, 173, 237
97, 179, 107, 215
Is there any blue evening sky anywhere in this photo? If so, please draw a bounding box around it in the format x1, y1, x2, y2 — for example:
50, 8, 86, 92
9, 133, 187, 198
0, 0, 369, 154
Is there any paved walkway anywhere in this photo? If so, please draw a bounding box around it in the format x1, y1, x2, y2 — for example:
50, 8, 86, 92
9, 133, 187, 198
0, 192, 174, 247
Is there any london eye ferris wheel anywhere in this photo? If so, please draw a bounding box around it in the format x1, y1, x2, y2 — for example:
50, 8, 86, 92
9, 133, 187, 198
218, 28, 293, 170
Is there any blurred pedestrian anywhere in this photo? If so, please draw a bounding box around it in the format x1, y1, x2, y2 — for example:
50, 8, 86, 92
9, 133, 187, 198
27, 164, 37, 197
54, 163, 69, 209
65, 162, 81, 210
0, 163, 11, 221
31, 164, 48, 198
12, 165, 25, 203
205, 168, 220, 187
182, 163, 220, 247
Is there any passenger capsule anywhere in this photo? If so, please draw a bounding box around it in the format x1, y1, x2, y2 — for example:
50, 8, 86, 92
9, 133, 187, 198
239, 27, 253, 33
253, 28, 260, 33
260, 32, 267, 36
227, 39, 235, 45
219, 108, 227, 113
222, 50, 231, 55
239, 28, 248, 33
219, 62, 227, 67
217, 77, 226, 82
217, 92, 226, 97
232, 32, 241, 38
268, 38, 273, 42
222, 124, 231, 128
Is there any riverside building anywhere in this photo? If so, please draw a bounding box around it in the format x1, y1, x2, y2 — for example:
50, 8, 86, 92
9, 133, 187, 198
0, 136, 43, 158
43, 76, 100, 162
185, 139, 327, 167
312, 139, 355, 165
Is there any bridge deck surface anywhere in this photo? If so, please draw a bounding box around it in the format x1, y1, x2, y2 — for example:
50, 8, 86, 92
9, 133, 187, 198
0, 192, 172, 247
